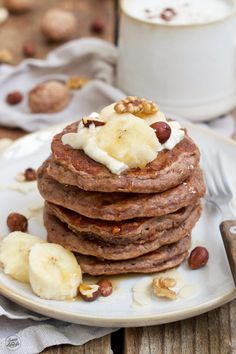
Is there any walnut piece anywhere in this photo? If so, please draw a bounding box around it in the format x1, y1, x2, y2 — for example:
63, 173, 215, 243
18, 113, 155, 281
153, 277, 177, 300
114, 96, 158, 117
0, 49, 13, 64
67, 76, 90, 90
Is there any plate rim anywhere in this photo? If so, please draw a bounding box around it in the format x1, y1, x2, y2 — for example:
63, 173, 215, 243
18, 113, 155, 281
0, 121, 236, 327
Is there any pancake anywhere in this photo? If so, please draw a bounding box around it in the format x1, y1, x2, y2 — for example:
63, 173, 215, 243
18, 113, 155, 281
46, 201, 199, 245
49, 121, 200, 193
38, 159, 205, 221
76, 237, 190, 275
45, 204, 201, 260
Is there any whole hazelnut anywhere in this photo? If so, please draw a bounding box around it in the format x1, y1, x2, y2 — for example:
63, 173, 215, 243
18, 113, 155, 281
6, 91, 23, 105
97, 279, 113, 297
28, 80, 70, 114
23, 43, 36, 58
24, 168, 37, 181
79, 284, 101, 302
41, 8, 77, 42
91, 20, 105, 34
150, 121, 171, 144
3, 0, 35, 13
7, 212, 28, 232
188, 246, 209, 270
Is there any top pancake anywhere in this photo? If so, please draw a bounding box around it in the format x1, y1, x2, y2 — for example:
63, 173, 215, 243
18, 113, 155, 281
49, 121, 200, 193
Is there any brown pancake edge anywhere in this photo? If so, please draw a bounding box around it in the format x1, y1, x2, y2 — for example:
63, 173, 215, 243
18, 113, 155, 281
45, 201, 199, 244
76, 237, 190, 275
44, 204, 201, 260
38, 159, 205, 221
49, 121, 200, 193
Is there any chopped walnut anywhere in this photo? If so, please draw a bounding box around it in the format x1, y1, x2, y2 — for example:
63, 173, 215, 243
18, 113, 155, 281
153, 277, 177, 300
0, 49, 13, 64
67, 76, 90, 90
114, 96, 158, 117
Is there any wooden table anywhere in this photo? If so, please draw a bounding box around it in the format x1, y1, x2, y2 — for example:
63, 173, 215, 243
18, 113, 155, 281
0, 1, 236, 353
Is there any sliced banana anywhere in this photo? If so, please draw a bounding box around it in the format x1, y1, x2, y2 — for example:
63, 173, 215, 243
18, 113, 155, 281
100, 103, 116, 121
0, 232, 44, 283
29, 243, 82, 300
96, 114, 161, 169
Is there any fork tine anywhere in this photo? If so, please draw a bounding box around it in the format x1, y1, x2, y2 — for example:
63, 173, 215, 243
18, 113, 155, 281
216, 154, 232, 196
201, 152, 217, 196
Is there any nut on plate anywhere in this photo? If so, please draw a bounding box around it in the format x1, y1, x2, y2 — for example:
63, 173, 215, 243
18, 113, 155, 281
6, 91, 23, 105
188, 246, 209, 270
79, 283, 101, 302
150, 121, 171, 144
97, 279, 113, 297
7, 212, 28, 232
114, 96, 158, 117
153, 277, 177, 300
67, 76, 90, 90
82, 117, 105, 128
24, 168, 37, 181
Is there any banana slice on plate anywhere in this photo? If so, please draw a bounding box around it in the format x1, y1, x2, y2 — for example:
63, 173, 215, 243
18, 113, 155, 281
0, 231, 44, 283
29, 243, 82, 300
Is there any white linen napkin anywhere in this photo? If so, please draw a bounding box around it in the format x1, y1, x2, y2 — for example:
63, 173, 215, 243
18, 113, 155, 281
0, 37, 235, 354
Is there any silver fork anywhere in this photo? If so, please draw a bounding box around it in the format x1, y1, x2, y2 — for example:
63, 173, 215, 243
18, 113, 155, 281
203, 153, 236, 282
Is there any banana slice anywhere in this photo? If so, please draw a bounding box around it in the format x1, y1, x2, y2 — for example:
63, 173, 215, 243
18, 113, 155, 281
0, 232, 44, 283
29, 243, 82, 300
96, 114, 160, 169
100, 103, 116, 121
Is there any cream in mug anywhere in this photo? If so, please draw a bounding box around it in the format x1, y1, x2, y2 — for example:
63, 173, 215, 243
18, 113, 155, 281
122, 0, 233, 25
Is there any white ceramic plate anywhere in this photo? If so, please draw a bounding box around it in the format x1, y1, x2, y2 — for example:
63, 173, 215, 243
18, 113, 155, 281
0, 123, 236, 327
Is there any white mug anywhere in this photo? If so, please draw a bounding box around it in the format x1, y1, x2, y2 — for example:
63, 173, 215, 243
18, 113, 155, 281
117, 0, 236, 122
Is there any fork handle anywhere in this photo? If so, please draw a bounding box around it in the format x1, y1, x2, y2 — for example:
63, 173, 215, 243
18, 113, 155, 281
220, 220, 236, 284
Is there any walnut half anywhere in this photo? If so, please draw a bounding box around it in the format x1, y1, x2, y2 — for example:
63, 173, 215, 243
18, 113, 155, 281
114, 96, 158, 117
153, 277, 177, 300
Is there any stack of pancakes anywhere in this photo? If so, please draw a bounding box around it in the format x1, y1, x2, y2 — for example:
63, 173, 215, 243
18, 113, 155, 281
37, 121, 205, 276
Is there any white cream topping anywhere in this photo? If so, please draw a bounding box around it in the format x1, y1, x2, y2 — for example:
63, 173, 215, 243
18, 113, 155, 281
62, 103, 185, 174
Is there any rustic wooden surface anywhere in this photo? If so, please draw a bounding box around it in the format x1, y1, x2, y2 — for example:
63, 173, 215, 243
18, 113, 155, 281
0, 1, 236, 354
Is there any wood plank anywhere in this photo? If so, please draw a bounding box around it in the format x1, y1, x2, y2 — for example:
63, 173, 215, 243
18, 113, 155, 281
41, 334, 112, 354
124, 301, 236, 354
0, 0, 115, 66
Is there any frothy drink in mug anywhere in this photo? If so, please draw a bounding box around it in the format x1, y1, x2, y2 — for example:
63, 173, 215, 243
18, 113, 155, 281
117, 0, 236, 121
123, 0, 233, 25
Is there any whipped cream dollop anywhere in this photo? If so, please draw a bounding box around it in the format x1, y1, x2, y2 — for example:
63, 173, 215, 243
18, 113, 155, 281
62, 103, 185, 174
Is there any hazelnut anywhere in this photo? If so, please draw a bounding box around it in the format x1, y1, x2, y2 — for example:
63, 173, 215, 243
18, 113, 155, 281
6, 91, 23, 105
188, 246, 209, 270
160, 8, 177, 21
23, 43, 36, 58
91, 20, 105, 34
24, 168, 37, 181
79, 284, 101, 302
41, 8, 77, 42
7, 212, 28, 232
150, 122, 171, 144
97, 279, 113, 297
82, 118, 105, 128
28, 80, 70, 114
3, 0, 35, 13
